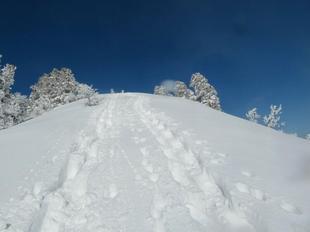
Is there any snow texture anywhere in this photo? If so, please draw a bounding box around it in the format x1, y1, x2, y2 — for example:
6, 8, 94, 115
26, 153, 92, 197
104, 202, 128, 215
0, 93, 310, 232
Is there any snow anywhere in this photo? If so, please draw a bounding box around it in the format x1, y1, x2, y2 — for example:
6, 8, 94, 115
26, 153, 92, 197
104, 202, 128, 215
0, 93, 310, 232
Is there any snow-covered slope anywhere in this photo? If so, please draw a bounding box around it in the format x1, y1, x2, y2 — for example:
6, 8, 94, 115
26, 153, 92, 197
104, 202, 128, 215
0, 93, 309, 232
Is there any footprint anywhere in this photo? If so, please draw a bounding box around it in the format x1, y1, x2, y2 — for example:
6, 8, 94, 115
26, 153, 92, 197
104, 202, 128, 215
163, 129, 174, 139
133, 137, 146, 144
235, 182, 250, 194
52, 156, 58, 163
145, 165, 154, 173
241, 171, 254, 178
109, 184, 118, 199
217, 153, 228, 158
280, 202, 302, 215
0, 222, 10, 230
251, 189, 267, 201
182, 131, 192, 136
66, 153, 85, 180
142, 159, 154, 173
140, 147, 149, 156
135, 174, 142, 181
195, 140, 203, 145
171, 139, 184, 150
203, 150, 212, 155
150, 173, 159, 182
88, 141, 99, 158
210, 159, 224, 165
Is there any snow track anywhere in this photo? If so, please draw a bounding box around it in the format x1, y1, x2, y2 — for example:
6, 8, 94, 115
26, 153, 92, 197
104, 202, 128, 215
1, 94, 308, 232
31, 97, 117, 232
135, 96, 256, 231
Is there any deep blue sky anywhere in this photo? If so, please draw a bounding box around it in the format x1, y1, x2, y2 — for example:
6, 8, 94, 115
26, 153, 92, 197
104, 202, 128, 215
1, 0, 309, 135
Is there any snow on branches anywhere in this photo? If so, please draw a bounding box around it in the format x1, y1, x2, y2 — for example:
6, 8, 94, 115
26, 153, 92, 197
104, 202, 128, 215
0, 62, 28, 129
29, 68, 97, 116
245, 108, 260, 123
0, 55, 99, 130
154, 73, 221, 110
263, 104, 283, 129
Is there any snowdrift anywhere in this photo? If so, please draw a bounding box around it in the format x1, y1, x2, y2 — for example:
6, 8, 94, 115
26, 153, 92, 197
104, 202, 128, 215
0, 93, 309, 232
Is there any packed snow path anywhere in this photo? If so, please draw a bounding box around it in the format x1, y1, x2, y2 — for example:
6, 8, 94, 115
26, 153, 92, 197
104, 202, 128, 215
1, 94, 309, 232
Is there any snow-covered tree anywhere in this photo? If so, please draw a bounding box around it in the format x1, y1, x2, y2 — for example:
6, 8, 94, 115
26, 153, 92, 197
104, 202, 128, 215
76, 83, 95, 100
0, 64, 15, 95
175, 81, 187, 98
154, 85, 169, 96
0, 62, 29, 129
305, 134, 310, 140
186, 88, 196, 101
190, 73, 221, 110
30, 68, 77, 109
78, 84, 100, 106
11, 93, 29, 123
263, 104, 283, 129
174, 81, 197, 100
245, 108, 260, 123
0, 64, 16, 129
29, 68, 96, 116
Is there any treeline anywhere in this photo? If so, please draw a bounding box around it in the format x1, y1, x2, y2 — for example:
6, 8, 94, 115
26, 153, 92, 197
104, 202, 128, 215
0, 56, 98, 130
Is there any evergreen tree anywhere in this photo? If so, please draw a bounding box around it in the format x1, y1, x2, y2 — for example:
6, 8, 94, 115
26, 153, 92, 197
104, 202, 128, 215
78, 84, 100, 106
190, 73, 221, 110
175, 81, 187, 98
174, 81, 197, 100
154, 85, 169, 96
29, 68, 95, 116
0, 64, 16, 129
186, 88, 196, 101
245, 108, 260, 123
0, 62, 28, 129
263, 104, 283, 129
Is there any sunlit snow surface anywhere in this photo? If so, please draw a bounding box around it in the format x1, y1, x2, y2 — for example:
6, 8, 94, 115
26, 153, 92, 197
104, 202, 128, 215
0, 93, 309, 232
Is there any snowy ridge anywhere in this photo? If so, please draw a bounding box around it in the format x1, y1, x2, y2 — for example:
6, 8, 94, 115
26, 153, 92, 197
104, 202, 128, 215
0, 94, 309, 232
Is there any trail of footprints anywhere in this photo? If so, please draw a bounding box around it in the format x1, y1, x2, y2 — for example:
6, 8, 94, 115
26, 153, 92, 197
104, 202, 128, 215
1, 95, 303, 232
32, 97, 123, 232
140, 147, 160, 183
135, 97, 256, 231
235, 173, 302, 215
135, 96, 303, 232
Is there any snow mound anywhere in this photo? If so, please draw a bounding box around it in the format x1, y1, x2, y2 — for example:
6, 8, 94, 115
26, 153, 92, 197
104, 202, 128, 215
0, 93, 309, 232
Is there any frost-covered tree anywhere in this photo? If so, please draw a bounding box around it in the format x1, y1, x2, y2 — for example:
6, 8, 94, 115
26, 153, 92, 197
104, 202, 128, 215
174, 81, 197, 100
186, 88, 196, 101
0, 64, 16, 129
11, 93, 29, 123
190, 73, 221, 110
154, 80, 196, 101
154, 85, 169, 96
30, 68, 77, 109
0, 62, 29, 129
29, 68, 95, 116
263, 104, 283, 129
175, 81, 188, 98
76, 83, 95, 100
78, 84, 100, 106
0, 64, 15, 95
245, 108, 260, 123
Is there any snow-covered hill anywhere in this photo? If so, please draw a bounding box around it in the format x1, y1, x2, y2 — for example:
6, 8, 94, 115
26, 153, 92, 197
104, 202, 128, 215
0, 93, 309, 232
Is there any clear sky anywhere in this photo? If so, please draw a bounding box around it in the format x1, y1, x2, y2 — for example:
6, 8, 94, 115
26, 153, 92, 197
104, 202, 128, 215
0, 0, 309, 136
